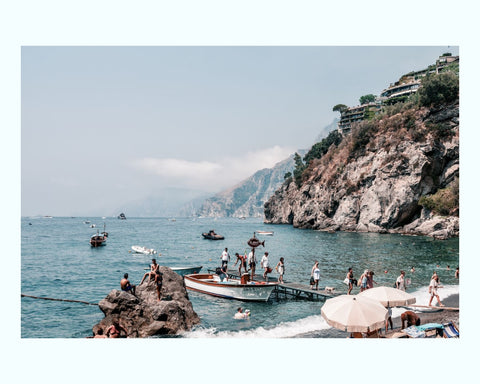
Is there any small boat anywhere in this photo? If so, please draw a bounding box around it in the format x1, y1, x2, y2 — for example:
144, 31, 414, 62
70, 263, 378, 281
90, 224, 108, 247
131, 245, 156, 255
202, 230, 224, 240
184, 273, 277, 302
118, 213, 127, 220
170, 266, 203, 277
256, 230, 274, 236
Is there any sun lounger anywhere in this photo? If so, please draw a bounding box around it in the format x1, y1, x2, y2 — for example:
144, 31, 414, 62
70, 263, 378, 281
443, 322, 459, 338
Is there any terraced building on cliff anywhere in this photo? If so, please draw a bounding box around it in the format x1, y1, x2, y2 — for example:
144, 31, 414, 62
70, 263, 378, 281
337, 54, 459, 134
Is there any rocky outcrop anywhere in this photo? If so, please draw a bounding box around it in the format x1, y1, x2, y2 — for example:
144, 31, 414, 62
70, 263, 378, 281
264, 102, 459, 239
92, 267, 200, 337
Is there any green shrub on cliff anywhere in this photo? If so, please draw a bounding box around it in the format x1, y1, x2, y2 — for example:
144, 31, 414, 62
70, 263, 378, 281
418, 72, 459, 108
418, 178, 459, 216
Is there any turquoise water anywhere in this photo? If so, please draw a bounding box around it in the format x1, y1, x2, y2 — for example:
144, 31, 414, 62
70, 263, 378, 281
21, 216, 459, 338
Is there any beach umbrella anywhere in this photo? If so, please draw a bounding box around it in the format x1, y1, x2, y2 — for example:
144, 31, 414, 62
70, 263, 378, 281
321, 294, 388, 333
358, 286, 416, 307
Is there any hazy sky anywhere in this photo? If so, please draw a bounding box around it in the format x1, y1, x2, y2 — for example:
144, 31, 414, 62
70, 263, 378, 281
21, 46, 460, 216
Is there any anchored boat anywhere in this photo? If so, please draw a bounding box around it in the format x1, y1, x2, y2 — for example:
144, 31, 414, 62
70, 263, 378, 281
184, 273, 276, 301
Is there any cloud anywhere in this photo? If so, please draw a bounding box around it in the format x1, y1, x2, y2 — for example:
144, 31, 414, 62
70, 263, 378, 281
132, 145, 294, 192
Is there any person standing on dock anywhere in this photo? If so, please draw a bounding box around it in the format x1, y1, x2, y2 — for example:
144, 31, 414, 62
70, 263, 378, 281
248, 249, 256, 280
275, 257, 285, 284
261, 252, 271, 281
310, 261, 320, 290
221, 248, 230, 269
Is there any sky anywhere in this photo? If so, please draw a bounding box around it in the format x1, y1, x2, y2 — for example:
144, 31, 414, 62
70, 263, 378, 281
21, 45, 459, 216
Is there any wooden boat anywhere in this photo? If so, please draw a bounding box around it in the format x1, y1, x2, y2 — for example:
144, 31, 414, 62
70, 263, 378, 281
202, 230, 224, 240
131, 245, 156, 255
256, 230, 274, 236
170, 266, 203, 276
184, 273, 276, 301
90, 224, 108, 247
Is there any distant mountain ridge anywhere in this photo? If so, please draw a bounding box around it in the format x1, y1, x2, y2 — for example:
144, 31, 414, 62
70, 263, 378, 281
194, 151, 305, 218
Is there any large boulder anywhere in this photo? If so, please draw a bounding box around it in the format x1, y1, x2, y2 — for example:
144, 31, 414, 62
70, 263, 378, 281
92, 267, 200, 337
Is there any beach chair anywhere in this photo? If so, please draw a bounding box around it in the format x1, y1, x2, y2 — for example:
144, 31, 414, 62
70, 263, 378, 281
443, 322, 459, 338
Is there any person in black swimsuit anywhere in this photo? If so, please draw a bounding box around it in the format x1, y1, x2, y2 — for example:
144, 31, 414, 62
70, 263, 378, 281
155, 270, 163, 301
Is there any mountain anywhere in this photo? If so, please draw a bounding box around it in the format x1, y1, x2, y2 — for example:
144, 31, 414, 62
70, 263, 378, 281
115, 188, 210, 217
194, 152, 305, 218
264, 99, 459, 239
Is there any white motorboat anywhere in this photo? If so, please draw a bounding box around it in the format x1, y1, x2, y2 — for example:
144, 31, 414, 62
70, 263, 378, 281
256, 230, 274, 236
131, 245, 156, 255
184, 273, 277, 302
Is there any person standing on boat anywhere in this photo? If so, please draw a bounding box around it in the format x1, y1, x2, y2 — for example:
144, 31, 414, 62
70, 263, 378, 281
139, 258, 160, 285
260, 252, 271, 281
275, 257, 285, 284
221, 248, 230, 269
120, 273, 136, 295
248, 249, 256, 280
235, 252, 248, 276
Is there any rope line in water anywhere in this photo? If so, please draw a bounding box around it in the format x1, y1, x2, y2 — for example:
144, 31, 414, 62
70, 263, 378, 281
21, 294, 98, 306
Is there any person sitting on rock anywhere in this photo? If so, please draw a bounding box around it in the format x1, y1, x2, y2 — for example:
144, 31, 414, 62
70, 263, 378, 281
106, 320, 128, 338
140, 258, 160, 285
94, 328, 107, 338
120, 273, 136, 295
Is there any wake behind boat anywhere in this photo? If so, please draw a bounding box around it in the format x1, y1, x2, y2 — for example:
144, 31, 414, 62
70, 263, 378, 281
184, 273, 277, 302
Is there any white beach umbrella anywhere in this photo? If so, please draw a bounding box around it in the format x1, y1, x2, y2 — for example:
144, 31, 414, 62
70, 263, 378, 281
321, 294, 388, 333
358, 286, 416, 307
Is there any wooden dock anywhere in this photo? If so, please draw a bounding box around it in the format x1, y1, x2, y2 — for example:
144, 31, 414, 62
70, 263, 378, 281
211, 269, 339, 302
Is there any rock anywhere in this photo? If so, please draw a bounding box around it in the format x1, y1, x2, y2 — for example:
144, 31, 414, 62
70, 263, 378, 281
92, 267, 200, 338
264, 102, 459, 239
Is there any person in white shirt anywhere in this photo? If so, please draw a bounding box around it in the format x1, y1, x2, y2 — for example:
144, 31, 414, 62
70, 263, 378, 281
395, 270, 406, 291
221, 248, 230, 269
310, 261, 320, 290
428, 275, 444, 306
260, 252, 270, 281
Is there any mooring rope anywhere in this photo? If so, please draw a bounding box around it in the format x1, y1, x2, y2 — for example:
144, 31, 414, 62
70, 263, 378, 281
21, 294, 98, 306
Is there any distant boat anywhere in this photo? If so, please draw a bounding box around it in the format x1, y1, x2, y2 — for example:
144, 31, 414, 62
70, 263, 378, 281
256, 230, 274, 236
84, 220, 91, 224
118, 213, 127, 220
90, 224, 108, 247
202, 230, 224, 240
184, 273, 276, 301
131, 245, 156, 255
90, 224, 96, 228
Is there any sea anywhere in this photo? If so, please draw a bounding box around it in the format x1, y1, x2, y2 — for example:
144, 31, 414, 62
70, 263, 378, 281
20, 216, 459, 338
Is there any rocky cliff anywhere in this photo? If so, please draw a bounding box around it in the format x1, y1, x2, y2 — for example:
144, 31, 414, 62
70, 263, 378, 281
264, 101, 459, 239
196, 153, 304, 218
92, 267, 200, 337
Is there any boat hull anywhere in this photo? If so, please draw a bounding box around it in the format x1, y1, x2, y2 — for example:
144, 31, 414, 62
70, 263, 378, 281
131, 246, 156, 255
202, 233, 225, 240
184, 273, 276, 302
